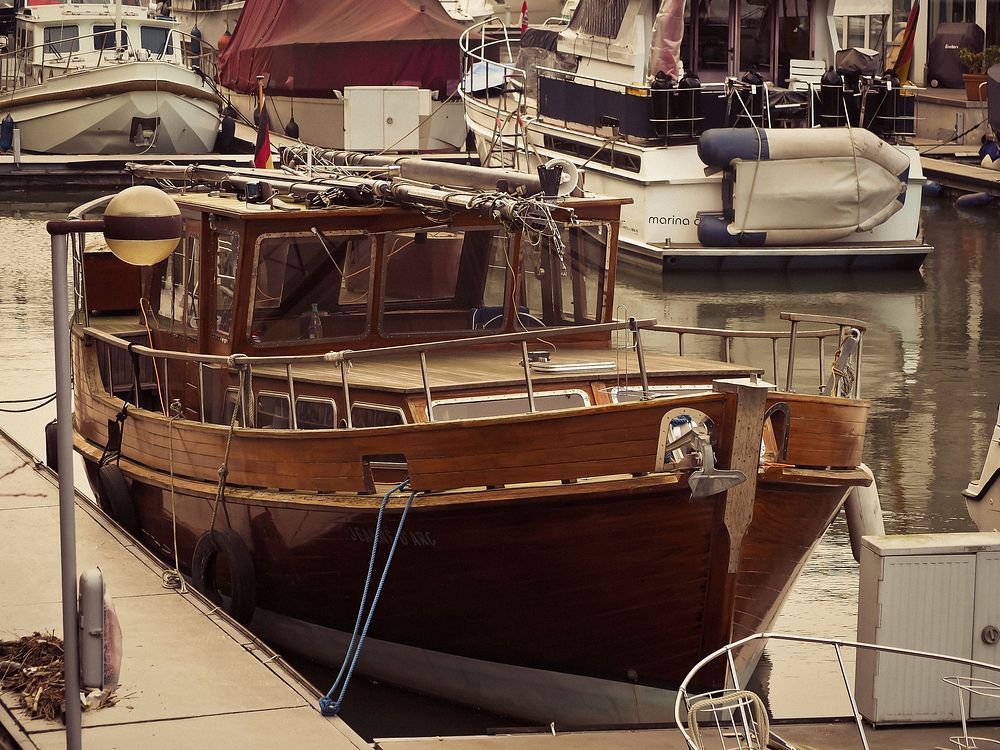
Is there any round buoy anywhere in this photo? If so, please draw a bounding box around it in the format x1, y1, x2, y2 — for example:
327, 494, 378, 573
192, 529, 256, 625
96, 463, 141, 537
284, 115, 299, 139
217, 30, 231, 54
103, 185, 182, 266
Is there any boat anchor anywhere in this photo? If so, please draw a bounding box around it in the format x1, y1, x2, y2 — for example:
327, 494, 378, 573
663, 428, 746, 499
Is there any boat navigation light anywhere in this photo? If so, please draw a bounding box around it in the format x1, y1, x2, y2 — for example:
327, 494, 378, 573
102, 185, 182, 266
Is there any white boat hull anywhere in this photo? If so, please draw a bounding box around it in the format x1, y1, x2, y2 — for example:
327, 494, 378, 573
4, 62, 221, 154
252, 607, 761, 726
463, 95, 929, 271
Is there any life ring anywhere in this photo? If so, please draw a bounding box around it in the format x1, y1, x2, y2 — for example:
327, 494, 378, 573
96, 463, 141, 537
192, 529, 256, 625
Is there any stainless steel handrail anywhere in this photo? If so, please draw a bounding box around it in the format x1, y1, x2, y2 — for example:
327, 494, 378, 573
675, 632, 1000, 750
83, 318, 658, 427
648, 312, 866, 397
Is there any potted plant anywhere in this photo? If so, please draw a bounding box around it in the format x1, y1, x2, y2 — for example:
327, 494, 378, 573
958, 46, 1000, 100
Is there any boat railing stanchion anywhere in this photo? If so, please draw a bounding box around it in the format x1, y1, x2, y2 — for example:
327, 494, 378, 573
520, 340, 536, 413
286, 364, 298, 429
198, 362, 206, 423
629, 318, 650, 399
341, 358, 353, 428
419, 352, 434, 422
817, 337, 826, 394
785, 319, 799, 392
770, 338, 779, 384
678, 331, 685, 357
724, 336, 732, 363
161, 355, 170, 417
130, 347, 141, 407
854, 333, 863, 399
106, 345, 115, 397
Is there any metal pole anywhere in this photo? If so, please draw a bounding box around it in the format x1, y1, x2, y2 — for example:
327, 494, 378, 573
419, 352, 434, 422
520, 341, 536, 413
48, 229, 83, 750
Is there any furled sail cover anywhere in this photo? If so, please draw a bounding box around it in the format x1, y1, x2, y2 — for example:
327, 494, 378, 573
218, 0, 466, 98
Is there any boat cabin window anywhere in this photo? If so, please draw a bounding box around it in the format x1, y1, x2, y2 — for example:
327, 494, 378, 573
44, 26, 80, 55
256, 392, 290, 429
215, 230, 239, 340
431, 390, 590, 420
380, 229, 509, 337
518, 223, 610, 326
94, 25, 130, 50
157, 233, 200, 335
351, 403, 406, 427
249, 231, 372, 345
296, 397, 337, 430
568, 0, 629, 38
140, 26, 173, 56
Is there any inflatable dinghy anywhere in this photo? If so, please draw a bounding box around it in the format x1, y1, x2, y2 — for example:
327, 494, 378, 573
697, 128, 910, 247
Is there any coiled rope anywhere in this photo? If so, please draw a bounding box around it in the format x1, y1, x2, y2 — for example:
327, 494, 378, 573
319, 479, 416, 716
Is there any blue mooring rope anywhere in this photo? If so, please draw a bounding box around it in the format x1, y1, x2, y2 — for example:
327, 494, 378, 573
320, 479, 415, 716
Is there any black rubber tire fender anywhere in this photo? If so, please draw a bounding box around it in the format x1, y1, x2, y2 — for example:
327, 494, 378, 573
44, 420, 58, 473
192, 529, 256, 626
96, 463, 141, 538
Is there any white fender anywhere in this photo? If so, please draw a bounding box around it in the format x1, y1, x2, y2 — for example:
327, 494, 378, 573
964, 405, 1000, 531
845, 463, 885, 563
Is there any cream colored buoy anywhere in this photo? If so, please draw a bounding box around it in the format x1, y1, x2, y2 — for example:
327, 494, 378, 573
103, 185, 182, 266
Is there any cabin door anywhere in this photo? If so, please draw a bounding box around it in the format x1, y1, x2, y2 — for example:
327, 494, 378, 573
686, 0, 805, 83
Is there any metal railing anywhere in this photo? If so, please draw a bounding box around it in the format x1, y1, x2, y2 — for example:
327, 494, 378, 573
83, 318, 658, 428
0, 26, 215, 94
675, 632, 1000, 750
648, 312, 866, 398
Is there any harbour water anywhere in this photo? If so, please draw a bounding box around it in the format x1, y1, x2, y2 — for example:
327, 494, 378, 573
0, 191, 997, 734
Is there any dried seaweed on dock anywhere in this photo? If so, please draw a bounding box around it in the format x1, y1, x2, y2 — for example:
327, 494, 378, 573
0, 633, 66, 721
0, 632, 117, 722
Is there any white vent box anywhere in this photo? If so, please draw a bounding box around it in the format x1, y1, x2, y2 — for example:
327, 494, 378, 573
856, 532, 1000, 724
343, 86, 431, 152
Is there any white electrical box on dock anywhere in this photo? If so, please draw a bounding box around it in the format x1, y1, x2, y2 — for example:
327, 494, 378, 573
856, 532, 1000, 724
344, 86, 431, 152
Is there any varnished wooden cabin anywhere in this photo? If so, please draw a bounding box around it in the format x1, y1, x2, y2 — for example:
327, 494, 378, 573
68, 159, 871, 725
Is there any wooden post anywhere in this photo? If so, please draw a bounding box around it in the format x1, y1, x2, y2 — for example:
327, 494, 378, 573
700, 377, 771, 664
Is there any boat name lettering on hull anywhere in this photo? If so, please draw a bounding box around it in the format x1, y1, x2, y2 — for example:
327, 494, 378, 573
649, 215, 699, 226
347, 524, 437, 547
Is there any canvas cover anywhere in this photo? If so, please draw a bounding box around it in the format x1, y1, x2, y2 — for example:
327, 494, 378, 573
218, 0, 466, 98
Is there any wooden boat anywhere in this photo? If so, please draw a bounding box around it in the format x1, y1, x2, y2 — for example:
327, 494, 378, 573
66, 154, 874, 725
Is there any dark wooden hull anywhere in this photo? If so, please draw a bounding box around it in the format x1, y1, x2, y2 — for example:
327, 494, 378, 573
79, 445, 849, 700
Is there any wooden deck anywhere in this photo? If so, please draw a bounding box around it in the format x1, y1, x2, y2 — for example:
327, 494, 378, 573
921, 155, 1000, 197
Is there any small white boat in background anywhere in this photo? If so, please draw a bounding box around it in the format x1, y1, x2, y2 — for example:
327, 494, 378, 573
964, 405, 1000, 531
0, 0, 222, 155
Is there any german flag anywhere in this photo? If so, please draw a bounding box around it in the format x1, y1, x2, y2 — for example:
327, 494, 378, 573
891, 0, 919, 86
254, 76, 273, 169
